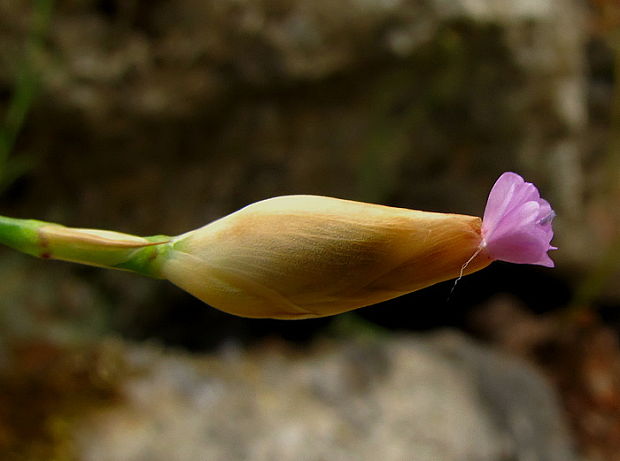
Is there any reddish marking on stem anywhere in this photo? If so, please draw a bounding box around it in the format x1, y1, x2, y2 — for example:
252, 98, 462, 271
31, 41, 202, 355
38, 230, 51, 259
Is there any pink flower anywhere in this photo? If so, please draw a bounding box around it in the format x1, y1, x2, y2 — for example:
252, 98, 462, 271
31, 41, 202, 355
481, 172, 556, 267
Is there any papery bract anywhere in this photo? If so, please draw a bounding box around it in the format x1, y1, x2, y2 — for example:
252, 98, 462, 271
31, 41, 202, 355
481, 172, 556, 267
160, 196, 492, 318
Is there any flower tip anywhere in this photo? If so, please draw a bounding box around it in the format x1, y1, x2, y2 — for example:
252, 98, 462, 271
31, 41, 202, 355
481, 172, 556, 267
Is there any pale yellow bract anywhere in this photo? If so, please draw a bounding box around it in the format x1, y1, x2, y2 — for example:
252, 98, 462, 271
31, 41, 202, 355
161, 195, 493, 319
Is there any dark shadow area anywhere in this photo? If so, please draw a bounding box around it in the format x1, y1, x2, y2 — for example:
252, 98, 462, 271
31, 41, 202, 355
115, 263, 573, 351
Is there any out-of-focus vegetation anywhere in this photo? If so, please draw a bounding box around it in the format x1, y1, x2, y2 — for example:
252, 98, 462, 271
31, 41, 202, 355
572, 0, 620, 310
0, 0, 52, 193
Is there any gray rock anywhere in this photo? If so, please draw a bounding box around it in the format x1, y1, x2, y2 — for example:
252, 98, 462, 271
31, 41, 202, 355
74, 332, 576, 461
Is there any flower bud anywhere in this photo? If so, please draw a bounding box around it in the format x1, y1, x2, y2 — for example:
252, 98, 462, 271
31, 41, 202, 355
0, 172, 556, 319
160, 195, 493, 319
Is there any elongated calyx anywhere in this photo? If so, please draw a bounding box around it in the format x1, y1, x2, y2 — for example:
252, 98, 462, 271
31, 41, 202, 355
0, 172, 555, 319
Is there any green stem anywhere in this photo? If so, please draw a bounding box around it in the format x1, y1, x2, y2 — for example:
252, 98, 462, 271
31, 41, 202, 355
0, 215, 48, 257
0, 215, 171, 279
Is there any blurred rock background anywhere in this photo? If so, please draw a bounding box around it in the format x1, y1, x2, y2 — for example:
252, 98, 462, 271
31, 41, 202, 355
0, 0, 619, 459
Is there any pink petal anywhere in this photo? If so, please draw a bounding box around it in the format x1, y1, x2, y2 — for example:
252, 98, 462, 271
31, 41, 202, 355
481, 172, 556, 267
